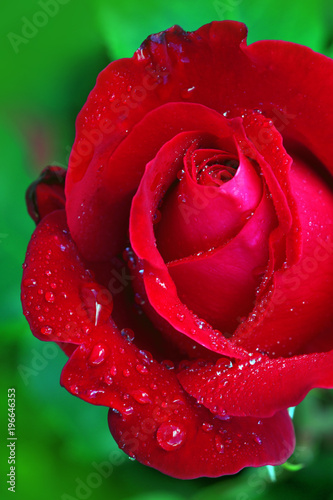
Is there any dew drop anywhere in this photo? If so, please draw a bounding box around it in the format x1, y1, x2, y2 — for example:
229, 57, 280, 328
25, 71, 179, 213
104, 375, 113, 385
110, 365, 117, 376
123, 368, 131, 377
37, 315, 45, 323
214, 435, 225, 454
45, 291, 55, 303
253, 434, 262, 445
121, 328, 135, 343
153, 210, 162, 225
202, 422, 214, 432
88, 344, 106, 365
180, 85, 195, 99
161, 360, 175, 370
123, 406, 134, 415
156, 422, 186, 451
138, 350, 153, 362
131, 389, 152, 404
69, 385, 79, 394
23, 278, 37, 288
136, 364, 149, 374
87, 389, 105, 398
40, 325, 53, 336
177, 169, 185, 181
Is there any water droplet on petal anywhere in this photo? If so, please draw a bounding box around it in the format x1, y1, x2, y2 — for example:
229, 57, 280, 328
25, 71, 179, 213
123, 368, 131, 377
253, 434, 262, 445
131, 389, 152, 404
161, 360, 175, 370
202, 422, 214, 432
156, 422, 186, 451
136, 364, 149, 374
45, 291, 55, 303
138, 350, 153, 362
153, 210, 162, 225
87, 389, 105, 398
121, 328, 135, 343
23, 278, 37, 288
40, 325, 53, 336
88, 344, 106, 365
181, 85, 195, 99
214, 435, 225, 453
104, 374, 113, 385
110, 365, 117, 376
123, 406, 134, 415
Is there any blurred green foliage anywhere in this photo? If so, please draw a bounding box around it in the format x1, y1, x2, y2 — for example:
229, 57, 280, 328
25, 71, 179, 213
0, 0, 332, 499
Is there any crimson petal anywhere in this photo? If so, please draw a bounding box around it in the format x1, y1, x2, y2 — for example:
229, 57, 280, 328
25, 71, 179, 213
26, 166, 66, 224
130, 130, 249, 359
177, 350, 333, 419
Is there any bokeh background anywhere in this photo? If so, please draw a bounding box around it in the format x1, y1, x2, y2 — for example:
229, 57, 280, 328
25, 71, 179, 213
1, 0, 333, 499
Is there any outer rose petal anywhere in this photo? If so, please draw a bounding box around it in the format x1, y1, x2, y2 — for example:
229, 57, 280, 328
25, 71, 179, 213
59, 324, 295, 479
232, 155, 333, 356
67, 102, 239, 261
26, 166, 66, 223
66, 21, 333, 261
177, 350, 333, 419
21, 210, 112, 344
21, 198, 295, 479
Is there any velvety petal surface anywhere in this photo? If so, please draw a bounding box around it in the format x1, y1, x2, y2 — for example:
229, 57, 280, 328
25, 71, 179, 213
21, 202, 295, 479
66, 21, 333, 261
130, 130, 249, 360
177, 350, 333, 419
232, 155, 333, 356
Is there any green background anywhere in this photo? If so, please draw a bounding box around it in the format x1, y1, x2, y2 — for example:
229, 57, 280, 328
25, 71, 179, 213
1, 0, 333, 499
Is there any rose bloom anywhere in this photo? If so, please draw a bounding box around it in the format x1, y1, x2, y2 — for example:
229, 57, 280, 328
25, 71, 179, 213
21, 21, 333, 479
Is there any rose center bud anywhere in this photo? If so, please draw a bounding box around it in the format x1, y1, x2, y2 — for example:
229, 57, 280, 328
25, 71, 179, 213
154, 143, 278, 336
195, 151, 239, 187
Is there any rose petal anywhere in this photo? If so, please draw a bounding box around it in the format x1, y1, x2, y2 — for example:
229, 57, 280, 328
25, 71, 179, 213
167, 186, 276, 333
59, 322, 294, 479
66, 102, 235, 261
21, 210, 112, 344
66, 21, 333, 262
177, 350, 333, 419
233, 155, 333, 356
26, 166, 66, 224
130, 131, 249, 359
156, 147, 263, 262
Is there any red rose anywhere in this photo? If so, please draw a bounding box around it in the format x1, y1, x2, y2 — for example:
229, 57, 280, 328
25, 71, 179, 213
21, 21, 333, 479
